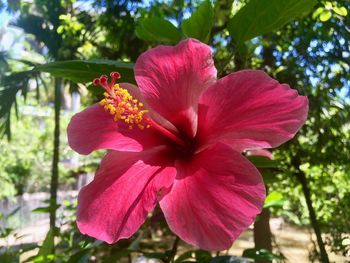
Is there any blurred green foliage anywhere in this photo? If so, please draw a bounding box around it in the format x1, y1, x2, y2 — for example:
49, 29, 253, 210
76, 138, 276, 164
0, 99, 76, 197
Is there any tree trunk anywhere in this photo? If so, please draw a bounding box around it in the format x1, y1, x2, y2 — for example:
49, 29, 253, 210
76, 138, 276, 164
252, 35, 274, 263
254, 196, 272, 263
254, 185, 272, 263
295, 168, 330, 263
49, 78, 62, 233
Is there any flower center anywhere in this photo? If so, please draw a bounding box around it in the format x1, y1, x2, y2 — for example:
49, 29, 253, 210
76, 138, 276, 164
93, 72, 149, 130
93, 72, 187, 147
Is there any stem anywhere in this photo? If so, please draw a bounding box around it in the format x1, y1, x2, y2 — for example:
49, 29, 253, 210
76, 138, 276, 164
165, 236, 180, 263
49, 78, 62, 245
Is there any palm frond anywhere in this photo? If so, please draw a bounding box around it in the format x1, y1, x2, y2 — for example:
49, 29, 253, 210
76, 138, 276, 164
0, 70, 38, 139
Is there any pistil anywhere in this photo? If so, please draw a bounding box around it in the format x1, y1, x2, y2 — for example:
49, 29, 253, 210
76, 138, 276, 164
93, 72, 186, 147
145, 117, 186, 147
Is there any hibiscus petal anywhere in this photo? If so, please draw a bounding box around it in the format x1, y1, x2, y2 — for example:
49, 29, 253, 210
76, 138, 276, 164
123, 83, 180, 135
160, 143, 265, 251
67, 102, 166, 155
77, 149, 176, 243
197, 70, 308, 152
135, 38, 217, 138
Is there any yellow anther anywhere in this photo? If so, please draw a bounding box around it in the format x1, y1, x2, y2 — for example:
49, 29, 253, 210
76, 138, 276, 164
100, 99, 107, 106
100, 84, 148, 130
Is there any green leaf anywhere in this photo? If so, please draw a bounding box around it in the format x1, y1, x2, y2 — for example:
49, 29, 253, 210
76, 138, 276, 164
136, 18, 182, 43
101, 233, 140, 263
34, 60, 135, 84
0, 71, 35, 139
32, 204, 60, 213
0, 252, 20, 263
333, 6, 348, 16
37, 228, 55, 258
228, 0, 317, 43
181, 0, 214, 42
264, 191, 286, 208
102, 249, 132, 263
66, 249, 91, 263
26, 254, 59, 263
195, 250, 212, 262
324, 1, 332, 9
247, 156, 278, 168
174, 251, 194, 262
242, 249, 283, 261
319, 10, 332, 22
312, 7, 325, 19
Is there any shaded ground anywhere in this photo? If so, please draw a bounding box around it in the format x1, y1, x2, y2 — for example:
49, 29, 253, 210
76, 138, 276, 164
228, 219, 349, 263
1, 218, 349, 262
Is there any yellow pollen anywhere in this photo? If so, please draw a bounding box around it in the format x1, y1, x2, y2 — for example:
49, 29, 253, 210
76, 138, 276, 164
100, 84, 148, 130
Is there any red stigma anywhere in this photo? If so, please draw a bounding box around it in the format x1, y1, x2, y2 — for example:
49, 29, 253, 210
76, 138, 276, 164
93, 78, 100, 85
110, 72, 121, 79
92, 72, 122, 96
100, 75, 108, 83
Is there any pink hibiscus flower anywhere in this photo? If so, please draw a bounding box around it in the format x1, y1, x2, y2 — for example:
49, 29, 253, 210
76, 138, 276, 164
67, 39, 308, 250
